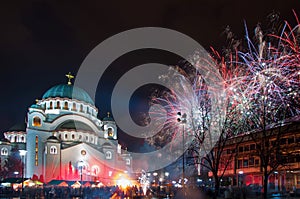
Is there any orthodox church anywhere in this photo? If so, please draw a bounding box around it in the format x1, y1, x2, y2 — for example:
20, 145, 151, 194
0, 73, 132, 184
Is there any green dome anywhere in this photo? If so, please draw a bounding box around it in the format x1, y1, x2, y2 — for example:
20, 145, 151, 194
42, 84, 94, 105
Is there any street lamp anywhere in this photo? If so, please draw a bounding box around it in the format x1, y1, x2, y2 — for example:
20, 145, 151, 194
153, 172, 158, 197
177, 112, 187, 189
78, 161, 84, 196
19, 150, 27, 193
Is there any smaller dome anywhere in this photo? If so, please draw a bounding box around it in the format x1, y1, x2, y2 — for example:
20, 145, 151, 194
30, 104, 43, 109
9, 123, 26, 132
0, 137, 10, 144
47, 135, 59, 142
103, 117, 114, 122
103, 112, 114, 122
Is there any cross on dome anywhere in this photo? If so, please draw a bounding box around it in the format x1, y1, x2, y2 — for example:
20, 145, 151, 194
65, 72, 74, 85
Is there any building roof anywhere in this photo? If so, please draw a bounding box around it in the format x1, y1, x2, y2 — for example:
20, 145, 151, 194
42, 84, 94, 105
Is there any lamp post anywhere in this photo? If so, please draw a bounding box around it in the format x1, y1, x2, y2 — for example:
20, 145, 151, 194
153, 172, 158, 197
19, 150, 27, 193
177, 112, 187, 190
165, 172, 170, 196
78, 161, 84, 197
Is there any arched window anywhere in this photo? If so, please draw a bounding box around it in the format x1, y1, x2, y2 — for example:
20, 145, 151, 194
87, 107, 90, 114
33, 116, 41, 127
56, 101, 61, 109
72, 134, 75, 139
14, 136, 17, 143
126, 158, 130, 165
21, 136, 24, 142
64, 134, 68, 139
80, 105, 83, 112
72, 103, 77, 111
91, 165, 100, 176
79, 135, 82, 140
50, 146, 57, 154
49, 101, 53, 109
105, 151, 112, 159
108, 128, 114, 137
1, 148, 8, 156
86, 136, 89, 141
63, 102, 68, 110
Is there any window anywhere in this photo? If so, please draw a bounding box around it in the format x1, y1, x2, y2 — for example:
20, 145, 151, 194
21, 136, 24, 142
244, 145, 249, 152
86, 136, 89, 141
108, 128, 114, 137
126, 158, 130, 165
238, 146, 244, 153
1, 148, 8, 156
63, 102, 68, 110
56, 101, 61, 109
243, 159, 248, 168
50, 146, 57, 154
288, 137, 294, 144
33, 116, 41, 127
249, 157, 254, 166
80, 105, 83, 112
105, 151, 112, 159
79, 135, 82, 140
280, 138, 287, 145
72, 134, 75, 139
72, 103, 77, 111
49, 101, 53, 109
255, 159, 259, 166
226, 149, 232, 154
237, 159, 242, 169
250, 144, 255, 150
65, 134, 68, 139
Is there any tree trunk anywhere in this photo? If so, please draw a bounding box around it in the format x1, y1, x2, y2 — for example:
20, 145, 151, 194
213, 175, 220, 199
263, 172, 269, 199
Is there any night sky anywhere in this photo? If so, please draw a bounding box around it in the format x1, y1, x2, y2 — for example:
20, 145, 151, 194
0, 0, 299, 150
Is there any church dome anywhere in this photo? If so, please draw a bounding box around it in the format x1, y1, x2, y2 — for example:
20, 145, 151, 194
47, 135, 60, 142
42, 84, 94, 105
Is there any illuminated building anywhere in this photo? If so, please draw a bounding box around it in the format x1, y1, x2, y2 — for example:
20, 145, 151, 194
208, 117, 300, 190
1, 73, 132, 184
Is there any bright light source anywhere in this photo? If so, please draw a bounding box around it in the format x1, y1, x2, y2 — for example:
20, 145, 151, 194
116, 177, 131, 187
238, 171, 244, 174
19, 150, 27, 157
165, 172, 169, 177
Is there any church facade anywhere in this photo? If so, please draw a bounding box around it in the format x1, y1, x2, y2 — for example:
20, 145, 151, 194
1, 74, 132, 184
